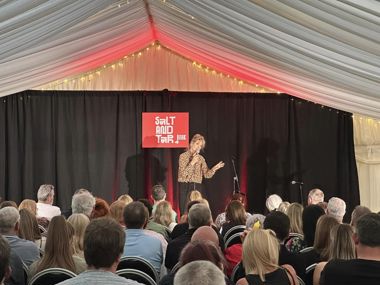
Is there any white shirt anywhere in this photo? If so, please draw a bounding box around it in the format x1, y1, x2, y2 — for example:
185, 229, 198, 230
36, 202, 61, 220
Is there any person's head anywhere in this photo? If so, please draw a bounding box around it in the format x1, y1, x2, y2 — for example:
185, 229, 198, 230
355, 213, 380, 248
287, 203, 303, 234
179, 240, 227, 270
308, 188, 324, 205
153, 201, 173, 227
37, 184, 55, 204
327, 197, 346, 223
18, 199, 37, 216
67, 213, 90, 256
109, 201, 126, 226
0, 237, 11, 284
277, 201, 290, 214
71, 192, 96, 217
189, 190, 203, 202
225, 200, 246, 225
0, 201, 17, 209
117, 194, 133, 205
246, 214, 265, 230
231, 192, 247, 206
302, 205, 325, 246
350, 205, 371, 228
313, 215, 339, 260
123, 201, 149, 229
174, 260, 225, 285
191, 226, 219, 247
18, 208, 41, 241
0, 206, 20, 235
188, 204, 212, 229
263, 211, 290, 242
91, 198, 110, 219
137, 198, 153, 218
188, 134, 206, 154
151, 185, 166, 202
242, 229, 279, 281
329, 223, 355, 260
265, 194, 282, 212
84, 217, 125, 271
37, 215, 75, 272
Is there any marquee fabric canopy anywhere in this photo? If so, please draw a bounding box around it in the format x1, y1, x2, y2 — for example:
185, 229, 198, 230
0, 0, 379, 118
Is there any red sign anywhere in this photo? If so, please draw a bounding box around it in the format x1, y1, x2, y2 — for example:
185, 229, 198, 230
142, 112, 189, 148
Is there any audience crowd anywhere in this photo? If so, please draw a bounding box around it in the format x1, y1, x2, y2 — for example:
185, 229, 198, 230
0, 185, 379, 285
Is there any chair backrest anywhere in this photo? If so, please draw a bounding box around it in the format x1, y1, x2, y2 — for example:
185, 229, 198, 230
38, 224, 47, 234
230, 262, 245, 284
299, 246, 314, 253
22, 262, 29, 285
223, 225, 246, 244
170, 262, 181, 274
304, 263, 318, 285
117, 256, 158, 282
297, 275, 306, 285
116, 269, 157, 285
29, 268, 76, 285
225, 232, 243, 248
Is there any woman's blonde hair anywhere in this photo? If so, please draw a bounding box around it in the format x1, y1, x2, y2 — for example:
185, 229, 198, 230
329, 223, 356, 260
188, 134, 206, 151
67, 213, 90, 258
287, 203, 304, 234
313, 215, 339, 260
242, 229, 280, 281
110, 201, 126, 225
19, 199, 37, 216
117, 194, 133, 205
189, 190, 203, 202
153, 201, 173, 227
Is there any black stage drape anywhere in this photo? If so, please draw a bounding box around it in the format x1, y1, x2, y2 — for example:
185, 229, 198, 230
0, 90, 359, 219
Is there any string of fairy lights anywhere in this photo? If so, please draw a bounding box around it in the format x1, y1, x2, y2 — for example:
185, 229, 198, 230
35, 41, 380, 123
40, 41, 276, 93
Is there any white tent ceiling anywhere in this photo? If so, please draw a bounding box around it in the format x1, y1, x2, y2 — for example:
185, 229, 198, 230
0, 0, 379, 117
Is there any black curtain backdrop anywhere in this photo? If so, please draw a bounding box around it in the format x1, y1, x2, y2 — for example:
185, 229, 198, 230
0, 90, 359, 219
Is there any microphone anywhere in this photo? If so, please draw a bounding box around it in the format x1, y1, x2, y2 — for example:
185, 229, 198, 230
291, 180, 304, 185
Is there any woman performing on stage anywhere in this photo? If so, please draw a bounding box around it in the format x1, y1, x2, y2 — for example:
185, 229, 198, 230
178, 134, 224, 214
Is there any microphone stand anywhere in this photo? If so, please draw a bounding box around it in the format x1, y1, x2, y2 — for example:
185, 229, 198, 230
299, 183, 304, 206
231, 159, 240, 194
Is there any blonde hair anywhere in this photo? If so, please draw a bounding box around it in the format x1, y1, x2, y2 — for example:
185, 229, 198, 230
19, 199, 37, 216
188, 134, 206, 151
110, 201, 126, 225
329, 224, 356, 260
242, 229, 279, 281
277, 201, 290, 214
153, 201, 172, 227
287, 203, 303, 234
117, 194, 133, 205
67, 213, 90, 258
189, 190, 203, 202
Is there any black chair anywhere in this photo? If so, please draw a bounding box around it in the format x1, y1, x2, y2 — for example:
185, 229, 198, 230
22, 262, 29, 285
117, 256, 158, 282
225, 232, 243, 248
116, 269, 156, 285
304, 263, 317, 285
299, 246, 314, 253
38, 225, 47, 235
29, 268, 76, 285
223, 225, 246, 244
170, 262, 181, 274
297, 275, 306, 285
230, 262, 245, 284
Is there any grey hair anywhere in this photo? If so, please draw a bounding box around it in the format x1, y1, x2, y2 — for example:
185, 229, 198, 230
308, 188, 324, 205
174, 260, 225, 285
246, 214, 266, 229
265, 194, 282, 211
188, 204, 212, 229
72, 192, 96, 217
327, 197, 346, 222
0, 207, 20, 233
37, 184, 54, 202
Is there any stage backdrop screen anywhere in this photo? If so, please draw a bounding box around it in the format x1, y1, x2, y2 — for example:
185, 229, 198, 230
142, 112, 189, 148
